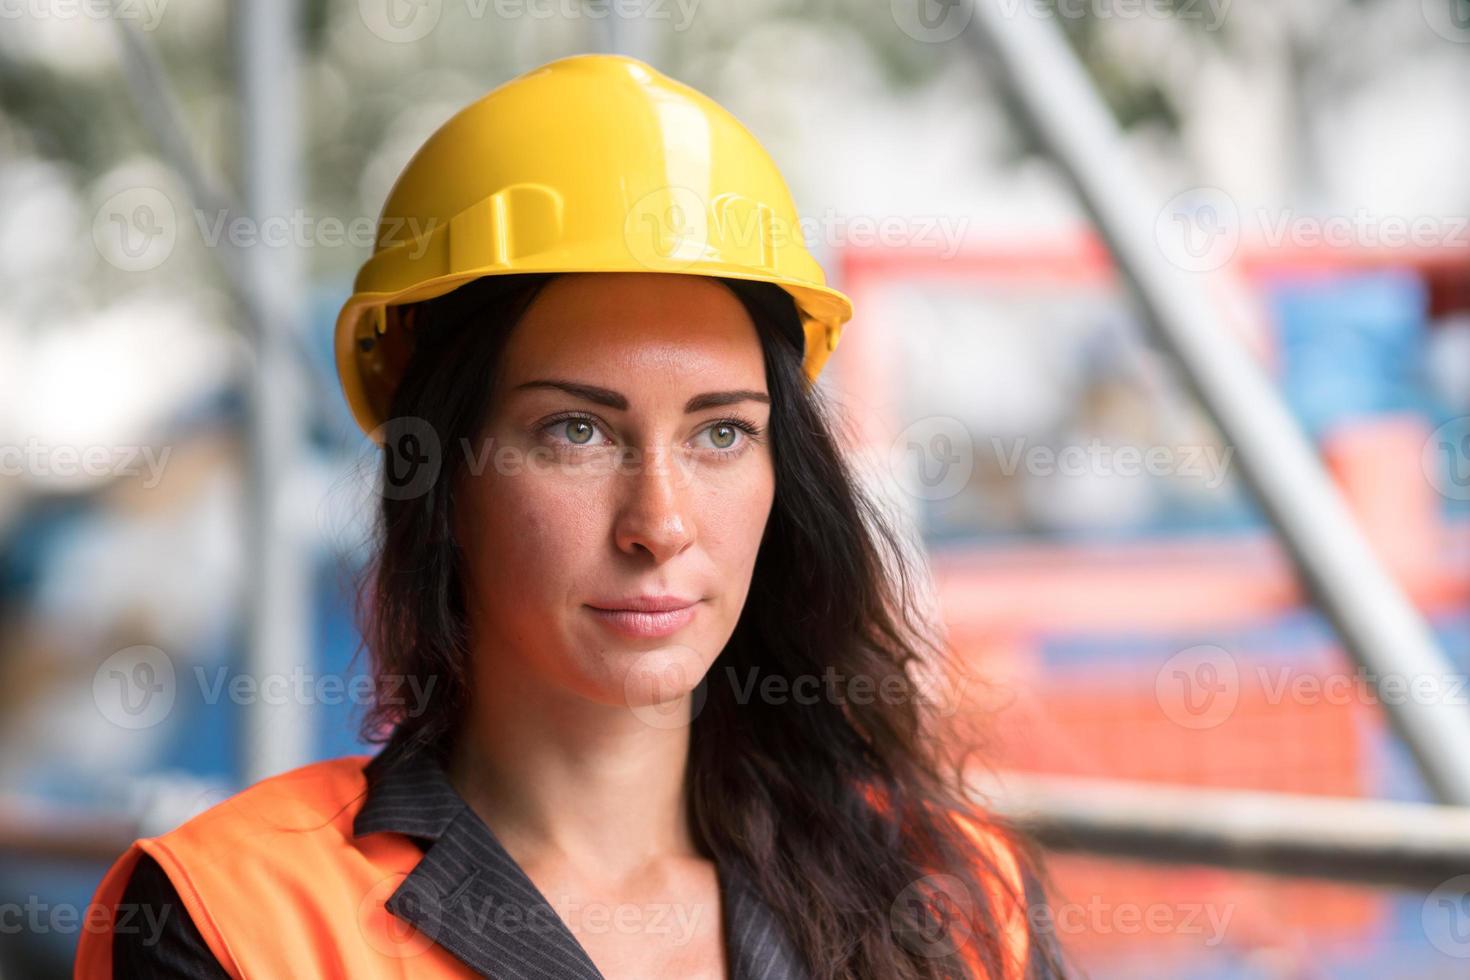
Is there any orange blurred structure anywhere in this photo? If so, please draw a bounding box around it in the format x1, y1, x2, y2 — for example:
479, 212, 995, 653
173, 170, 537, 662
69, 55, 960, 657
832, 232, 1470, 968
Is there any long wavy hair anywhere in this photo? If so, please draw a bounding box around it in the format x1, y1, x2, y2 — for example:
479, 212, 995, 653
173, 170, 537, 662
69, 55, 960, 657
350, 272, 1072, 979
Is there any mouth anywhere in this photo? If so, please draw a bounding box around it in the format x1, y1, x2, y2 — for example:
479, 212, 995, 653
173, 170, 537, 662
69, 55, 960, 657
584, 600, 701, 638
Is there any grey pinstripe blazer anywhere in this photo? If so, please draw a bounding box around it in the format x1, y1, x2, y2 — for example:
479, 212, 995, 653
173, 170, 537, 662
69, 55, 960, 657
352, 733, 811, 980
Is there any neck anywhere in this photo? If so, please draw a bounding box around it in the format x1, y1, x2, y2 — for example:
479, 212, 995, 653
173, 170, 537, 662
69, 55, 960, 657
444, 649, 702, 883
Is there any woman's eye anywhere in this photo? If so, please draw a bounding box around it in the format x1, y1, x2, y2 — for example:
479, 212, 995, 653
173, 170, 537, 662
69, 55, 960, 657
698, 421, 751, 453
548, 417, 609, 447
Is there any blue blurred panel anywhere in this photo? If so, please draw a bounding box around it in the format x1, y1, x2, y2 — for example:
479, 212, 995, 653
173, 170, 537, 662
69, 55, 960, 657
153, 628, 242, 781
1264, 269, 1434, 438
314, 553, 379, 760
1036, 607, 1339, 673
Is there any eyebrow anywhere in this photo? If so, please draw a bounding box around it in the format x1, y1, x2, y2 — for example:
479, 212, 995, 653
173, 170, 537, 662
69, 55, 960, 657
512, 379, 770, 413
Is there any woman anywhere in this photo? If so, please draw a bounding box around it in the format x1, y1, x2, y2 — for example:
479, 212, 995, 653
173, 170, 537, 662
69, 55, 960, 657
77, 54, 1070, 979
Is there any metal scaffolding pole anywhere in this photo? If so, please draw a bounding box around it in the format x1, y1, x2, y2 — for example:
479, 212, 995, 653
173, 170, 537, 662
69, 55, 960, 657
110, 19, 334, 414
962, 2, 1470, 805
235, 0, 313, 784
976, 771, 1470, 891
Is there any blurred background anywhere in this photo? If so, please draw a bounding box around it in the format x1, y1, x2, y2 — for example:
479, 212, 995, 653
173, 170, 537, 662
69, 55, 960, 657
2, 1, 1469, 977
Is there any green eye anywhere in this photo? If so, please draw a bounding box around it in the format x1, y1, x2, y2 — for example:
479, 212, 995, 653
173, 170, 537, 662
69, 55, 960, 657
564, 419, 595, 444
709, 424, 737, 449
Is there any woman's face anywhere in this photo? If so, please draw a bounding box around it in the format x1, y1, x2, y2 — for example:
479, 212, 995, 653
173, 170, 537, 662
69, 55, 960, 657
454, 272, 776, 715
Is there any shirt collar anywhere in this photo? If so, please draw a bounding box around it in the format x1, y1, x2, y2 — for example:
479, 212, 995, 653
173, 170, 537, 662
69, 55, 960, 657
352, 729, 462, 840
352, 729, 810, 980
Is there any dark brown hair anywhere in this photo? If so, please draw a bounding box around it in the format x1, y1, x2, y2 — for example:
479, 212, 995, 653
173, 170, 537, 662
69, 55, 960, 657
350, 272, 1072, 979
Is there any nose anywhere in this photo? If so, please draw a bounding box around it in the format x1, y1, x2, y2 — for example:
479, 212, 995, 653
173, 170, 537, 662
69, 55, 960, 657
612, 443, 696, 563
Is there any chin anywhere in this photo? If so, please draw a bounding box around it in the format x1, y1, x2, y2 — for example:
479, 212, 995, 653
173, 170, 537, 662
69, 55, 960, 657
580, 640, 713, 714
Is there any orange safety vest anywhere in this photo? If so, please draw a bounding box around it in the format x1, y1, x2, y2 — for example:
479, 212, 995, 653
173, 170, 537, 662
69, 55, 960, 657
75, 754, 1030, 979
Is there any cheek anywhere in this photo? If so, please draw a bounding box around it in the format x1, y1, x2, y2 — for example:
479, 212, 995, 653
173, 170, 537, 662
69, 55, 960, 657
695, 459, 775, 593
463, 470, 605, 601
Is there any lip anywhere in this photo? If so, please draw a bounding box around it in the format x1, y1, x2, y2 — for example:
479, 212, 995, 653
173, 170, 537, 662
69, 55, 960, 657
586, 594, 700, 613
584, 596, 701, 638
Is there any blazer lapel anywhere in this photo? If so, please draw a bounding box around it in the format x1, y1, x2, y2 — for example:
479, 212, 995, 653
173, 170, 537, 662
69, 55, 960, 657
354, 733, 811, 980
719, 859, 812, 980
388, 804, 606, 980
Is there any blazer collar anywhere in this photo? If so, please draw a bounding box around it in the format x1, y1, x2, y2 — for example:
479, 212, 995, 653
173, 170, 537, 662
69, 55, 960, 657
352, 732, 810, 980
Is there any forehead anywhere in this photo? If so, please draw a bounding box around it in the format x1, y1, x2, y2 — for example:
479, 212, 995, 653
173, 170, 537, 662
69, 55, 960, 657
498, 273, 767, 387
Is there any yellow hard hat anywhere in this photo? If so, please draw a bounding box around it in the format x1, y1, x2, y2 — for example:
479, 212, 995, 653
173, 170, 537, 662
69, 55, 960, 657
334, 52, 854, 441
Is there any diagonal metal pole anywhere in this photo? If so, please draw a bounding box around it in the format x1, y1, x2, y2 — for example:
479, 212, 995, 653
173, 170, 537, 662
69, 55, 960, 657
109, 18, 238, 275
962, 1, 1470, 805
